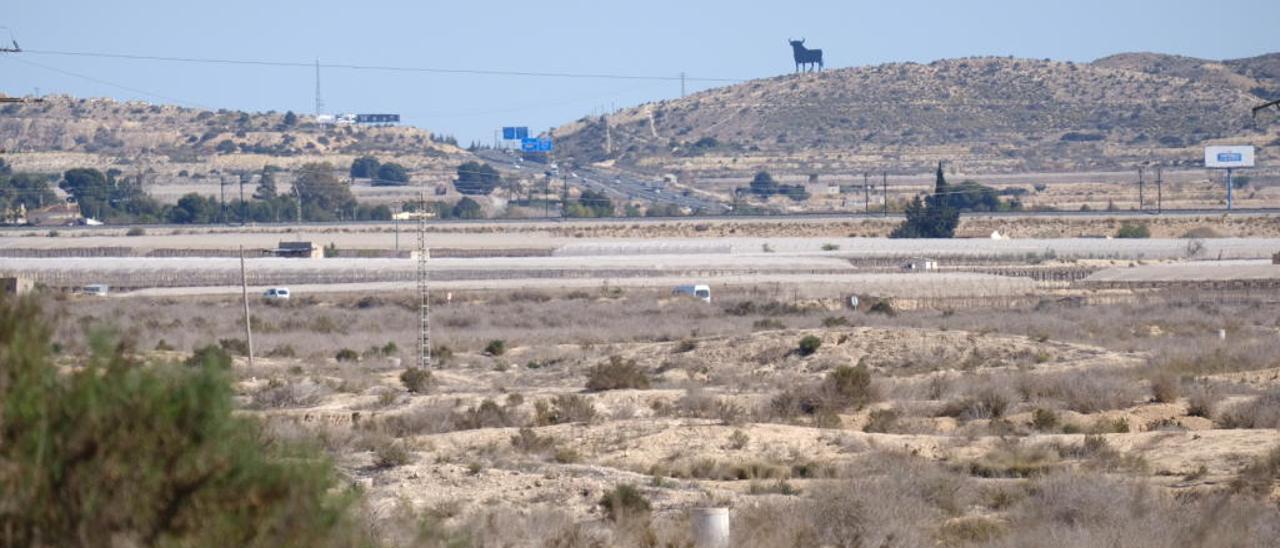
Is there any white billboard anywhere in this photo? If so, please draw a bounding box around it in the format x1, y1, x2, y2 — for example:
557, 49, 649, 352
1205, 145, 1255, 168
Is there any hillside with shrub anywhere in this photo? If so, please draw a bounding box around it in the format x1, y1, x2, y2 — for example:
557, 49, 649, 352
553, 54, 1279, 179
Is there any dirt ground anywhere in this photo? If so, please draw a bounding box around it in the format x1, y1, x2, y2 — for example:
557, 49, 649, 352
46, 286, 1280, 545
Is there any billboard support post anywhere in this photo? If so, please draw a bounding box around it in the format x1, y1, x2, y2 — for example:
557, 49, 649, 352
1227, 168, 1234, 211
1204, 146, 1255, 213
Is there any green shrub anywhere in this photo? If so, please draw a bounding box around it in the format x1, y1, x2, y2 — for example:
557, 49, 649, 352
821, 316, 850, 327
729, 429, 751, 450
381, 341, 398, 355
185, 344, 232, 369
798, 335, 823, 356
1116, 221, 1150, 239
868, 299, 897, 316
534, 394, 597, 425
400, 368, 433, 393
125, 227, 146, 237
373, 440, 412, 469
1032, 408, 1060, 431
484, 339, 506, 356
599, 484, 651, 522
334, 348, 359, 362
0, 297, 360, 546
585, 356, 651, 391
219, 337, 249, 356
824, 365, 876, 410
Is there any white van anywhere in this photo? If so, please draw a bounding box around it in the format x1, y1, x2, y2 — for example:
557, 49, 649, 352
82, 284, 110, 296
672, 284, 711, 303
263, 287, 291, 300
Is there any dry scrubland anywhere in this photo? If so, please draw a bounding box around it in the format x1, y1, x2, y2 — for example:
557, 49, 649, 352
555, 55, 1280, 177
6, 213, 1280, 247
46, 287, 1280, 546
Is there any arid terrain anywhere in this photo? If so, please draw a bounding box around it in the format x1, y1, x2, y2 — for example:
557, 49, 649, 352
5, 36, 1280, 546
38, 277, 1280, 546
6, 211, 1276, 546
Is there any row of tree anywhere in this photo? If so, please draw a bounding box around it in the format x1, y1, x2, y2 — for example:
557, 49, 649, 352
0, 163, 396, 225
745, 171, 810, 202
349, 156, 410, 185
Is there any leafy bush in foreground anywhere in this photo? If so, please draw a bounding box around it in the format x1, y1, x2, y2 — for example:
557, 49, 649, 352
0, 296, 362, 547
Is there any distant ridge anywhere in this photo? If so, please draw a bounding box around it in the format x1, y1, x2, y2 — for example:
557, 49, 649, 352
553, 53, 1280, 177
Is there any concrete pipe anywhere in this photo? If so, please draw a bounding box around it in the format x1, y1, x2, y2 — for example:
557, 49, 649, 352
690, 507, 730, 548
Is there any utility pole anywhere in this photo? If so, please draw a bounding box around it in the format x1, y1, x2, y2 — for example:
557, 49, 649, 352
219, 176, 227, 224
882, 172, 888, 217
863, 173, 869, 214
239, 172, 248, 225
239, 245, 255, 369
680, 72, 686, 98
1156, 166, 1163, 214
416, 190, 431, 370
1138, 166, 1144, 211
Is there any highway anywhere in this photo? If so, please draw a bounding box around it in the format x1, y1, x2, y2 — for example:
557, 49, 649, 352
474, 149, 725, 212
2, 207, 1280, 236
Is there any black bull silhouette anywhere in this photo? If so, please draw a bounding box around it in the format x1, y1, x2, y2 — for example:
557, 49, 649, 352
789, 38, 823, 72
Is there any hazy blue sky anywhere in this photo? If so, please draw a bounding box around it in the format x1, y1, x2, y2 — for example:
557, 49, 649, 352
4, 1, 1278, 144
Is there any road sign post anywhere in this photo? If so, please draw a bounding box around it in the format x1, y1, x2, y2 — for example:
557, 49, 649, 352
1205, 146, 1255, 212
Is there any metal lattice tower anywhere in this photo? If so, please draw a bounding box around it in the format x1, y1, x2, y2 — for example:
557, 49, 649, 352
416, 191, 431, 369
314, 58, 324, 116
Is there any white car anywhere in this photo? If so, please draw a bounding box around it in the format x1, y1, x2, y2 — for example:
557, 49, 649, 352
263, 287, 291, 300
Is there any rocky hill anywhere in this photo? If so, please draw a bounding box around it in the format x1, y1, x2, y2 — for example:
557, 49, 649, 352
552, 54, 1280, 178
0, 96, 472, 180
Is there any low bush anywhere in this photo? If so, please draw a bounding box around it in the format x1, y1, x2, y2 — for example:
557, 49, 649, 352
585, 356, 651, 391
599, 484, 650, 522
1150, 372, 1181, 403
454, 399, 518, 430
1232, 445, 1280, 497
400, 368, 433, 393
798, 335, 823, 356
184, 344, 232, 369
534, 394, 597, 425
1116, 221, 1150, 239
484, 339, 506, 356
373, 439, 412, 469
864, 408, 900, 433
824, 365, 876, 410
334, 348, 359, 362
1032, 408, 1059, 431
1217, 389, 1280, 429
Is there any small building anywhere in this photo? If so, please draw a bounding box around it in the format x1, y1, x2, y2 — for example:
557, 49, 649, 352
0, 276, 34, 296
274, 241, 324, 259
27, 202, 82, 226
903, 257, 938, 272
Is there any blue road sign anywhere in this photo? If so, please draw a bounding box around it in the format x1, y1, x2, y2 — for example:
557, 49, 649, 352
520, 137, 553, 152
1218, 152, 1243, 163
502, 127, 530, 140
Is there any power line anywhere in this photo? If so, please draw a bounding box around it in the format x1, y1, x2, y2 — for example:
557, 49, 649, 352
22, 49, 745, 83
2, 55, 207, 108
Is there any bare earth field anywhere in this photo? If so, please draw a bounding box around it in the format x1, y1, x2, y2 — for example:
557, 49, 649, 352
41, 286, 1280, 546
10, 213, 1280, 545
